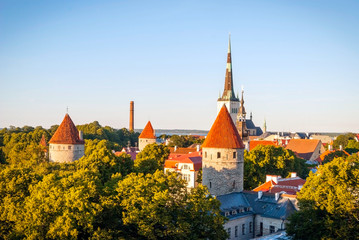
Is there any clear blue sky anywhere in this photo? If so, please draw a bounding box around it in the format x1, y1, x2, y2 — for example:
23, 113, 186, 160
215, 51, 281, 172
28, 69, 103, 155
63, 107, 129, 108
1, 0, 358, 132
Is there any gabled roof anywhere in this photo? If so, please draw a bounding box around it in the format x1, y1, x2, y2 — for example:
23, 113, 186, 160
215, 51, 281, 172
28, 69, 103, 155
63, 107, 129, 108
40, 134, 47, 147
49, 114, 84, 145
139, 121, 156, 139
202, 105, 244, 149
285, 139, 321, 159
253, 180, 276, 192
164, 151, 202, 171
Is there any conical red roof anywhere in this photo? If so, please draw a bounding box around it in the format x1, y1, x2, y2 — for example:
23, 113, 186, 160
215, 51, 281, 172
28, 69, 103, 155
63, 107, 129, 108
49, 114, 85, 145
139, 121, 156, 139
202, 105, 244, 149
40, 134, 47, 147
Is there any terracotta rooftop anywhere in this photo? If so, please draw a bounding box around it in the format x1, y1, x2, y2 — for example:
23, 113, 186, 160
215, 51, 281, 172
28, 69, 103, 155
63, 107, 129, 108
139, 121, 156, 139
165, 151, 202, 171
253, 177, 306, 196
49, 114, 84, 145
202, 105, 244, 149
168, 147, 198, 154
285, 139, 321, 158
40, 134, 47, 147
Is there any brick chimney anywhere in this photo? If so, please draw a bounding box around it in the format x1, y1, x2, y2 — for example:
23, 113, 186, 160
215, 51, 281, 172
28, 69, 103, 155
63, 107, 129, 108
129, 101, 134, 132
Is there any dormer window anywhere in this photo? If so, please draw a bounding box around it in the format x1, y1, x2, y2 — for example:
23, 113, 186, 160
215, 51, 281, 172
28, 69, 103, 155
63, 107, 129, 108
232, 210, 237, 215
225, 212, 230, 217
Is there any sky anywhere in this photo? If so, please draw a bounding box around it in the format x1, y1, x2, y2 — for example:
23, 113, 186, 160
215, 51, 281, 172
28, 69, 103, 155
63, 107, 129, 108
1, 0, 358, 133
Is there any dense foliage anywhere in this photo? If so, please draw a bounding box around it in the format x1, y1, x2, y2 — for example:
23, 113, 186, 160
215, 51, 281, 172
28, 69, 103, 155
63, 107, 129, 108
166, 135, 204, 148
244, 145, 309, 190
0, 125, 227, 239
77, 121, 140, 151
287, 155, 359, 240
332, 133, 359, 154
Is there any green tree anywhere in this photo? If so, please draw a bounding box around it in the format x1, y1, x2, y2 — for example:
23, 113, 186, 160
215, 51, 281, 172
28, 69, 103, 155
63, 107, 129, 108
244, 145, 308, 190
134, 143, 170, 174
332, 133, 356, 150
115, 170, 227, 239
287, 155, 359, 240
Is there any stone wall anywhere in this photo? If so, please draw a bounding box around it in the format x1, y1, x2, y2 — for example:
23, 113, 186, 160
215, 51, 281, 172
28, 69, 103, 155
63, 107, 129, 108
254, 216, 286, 237
202, 148, 244, 196
224, 215, 254, 240
139, 138, 156, 151
49, 144, 84, 163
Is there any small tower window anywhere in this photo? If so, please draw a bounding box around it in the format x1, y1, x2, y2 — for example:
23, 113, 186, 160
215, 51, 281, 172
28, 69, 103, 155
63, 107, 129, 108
209, 182, 212, 188
217, 152, 221, 158
233, 152, 236, 158
205, 152, 207, 158
68, 146, 72, 150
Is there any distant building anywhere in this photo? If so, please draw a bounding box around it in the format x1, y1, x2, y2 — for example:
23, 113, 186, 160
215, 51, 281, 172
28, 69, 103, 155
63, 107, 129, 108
115, 146, 139, 160
286, 139, 324, 164
164, 151, 202, 188
138, 121, 156, 151
253, 173, 306, 196
249, 140, 276, 151
48, 114, 85, 163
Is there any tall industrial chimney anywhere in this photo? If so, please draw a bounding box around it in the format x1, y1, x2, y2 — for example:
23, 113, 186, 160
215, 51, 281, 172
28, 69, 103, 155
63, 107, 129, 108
129, 101, 134, 132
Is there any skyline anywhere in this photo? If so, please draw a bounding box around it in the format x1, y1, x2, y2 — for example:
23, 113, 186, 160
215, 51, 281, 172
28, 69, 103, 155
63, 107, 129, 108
1, 0, 358, 132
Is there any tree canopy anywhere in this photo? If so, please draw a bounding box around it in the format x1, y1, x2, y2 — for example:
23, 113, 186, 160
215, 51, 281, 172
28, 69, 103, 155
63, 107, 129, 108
287, 155, 359, 240
244, 145, 309, 190
0, 125, 227, 239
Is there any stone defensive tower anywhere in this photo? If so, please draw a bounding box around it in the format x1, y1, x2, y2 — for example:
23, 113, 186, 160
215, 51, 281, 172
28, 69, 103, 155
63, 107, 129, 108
138, 121, 156, 151
202, 105, 245, 196
217, 34, 240, 124
48, 114, 85, 163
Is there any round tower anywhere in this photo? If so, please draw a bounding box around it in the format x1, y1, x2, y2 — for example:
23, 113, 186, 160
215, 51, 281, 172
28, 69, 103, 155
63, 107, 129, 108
202, 105, 245, 196
138, 121, 156, 151
48, 114, 85, 163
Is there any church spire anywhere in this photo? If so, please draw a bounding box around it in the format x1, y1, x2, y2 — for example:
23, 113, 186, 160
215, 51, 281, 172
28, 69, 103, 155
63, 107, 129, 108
238, 89, 246, 121
220, 33, 237, 101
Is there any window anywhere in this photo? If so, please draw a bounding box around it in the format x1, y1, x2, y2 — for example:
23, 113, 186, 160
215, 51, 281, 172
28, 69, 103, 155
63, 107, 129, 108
209, 182, 212, 188
225, 212, 230, 217
63, 146, 65, 150
249, 222, 252, 233
182, 164, 189, 170
227, 228, 231, 239
234, 226, 238, 237
260, 222, 263, 236
233, 151, 236, 158
68, 146, 72, 150
270, 225, 275, 234
183, 174, 191, 183
217, 152, 221, 158
242, 224, 245, 235
205, 152, 207, 158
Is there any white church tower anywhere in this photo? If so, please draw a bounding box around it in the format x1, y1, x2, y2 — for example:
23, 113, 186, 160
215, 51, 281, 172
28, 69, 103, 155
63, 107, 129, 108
217, 34, 240, 124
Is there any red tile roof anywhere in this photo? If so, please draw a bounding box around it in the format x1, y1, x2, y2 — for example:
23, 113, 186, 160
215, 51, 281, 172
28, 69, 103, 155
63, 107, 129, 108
253, 180, 276, 192
249, 140, 276, 151
49, 114, 84, 145
165, 151, 202, 171
40, 134, 47, 147
253, 177, 306, 196
168, 147, 198, 154
286, 139, 320, 153
202, 105, 244, 149
139, 121, 156, 139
